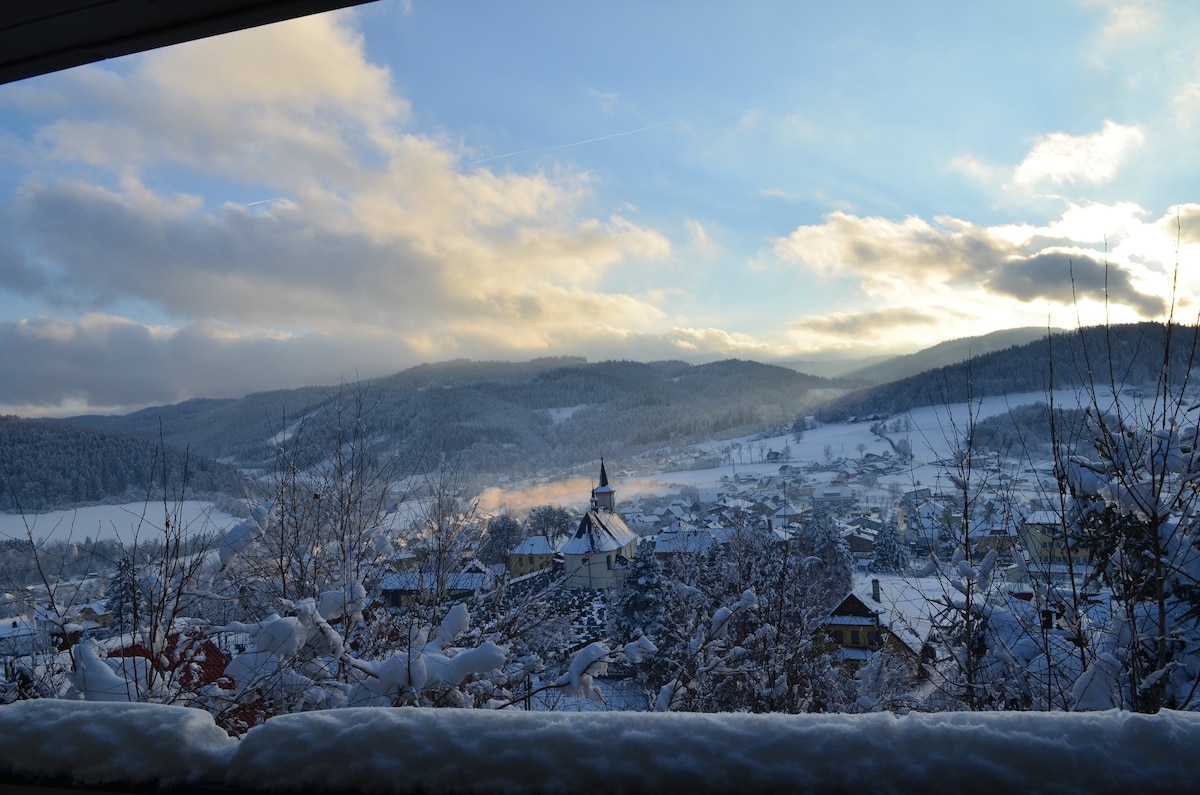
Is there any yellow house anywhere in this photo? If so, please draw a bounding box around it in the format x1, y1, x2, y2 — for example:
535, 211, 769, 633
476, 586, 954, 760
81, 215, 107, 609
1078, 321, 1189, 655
820, 579, 929, 670
1019, 510, 1092, 567
507, 535, 558, 578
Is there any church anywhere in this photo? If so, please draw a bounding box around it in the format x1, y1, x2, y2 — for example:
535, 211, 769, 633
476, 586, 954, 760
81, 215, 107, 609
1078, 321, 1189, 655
561, 461, 639, 590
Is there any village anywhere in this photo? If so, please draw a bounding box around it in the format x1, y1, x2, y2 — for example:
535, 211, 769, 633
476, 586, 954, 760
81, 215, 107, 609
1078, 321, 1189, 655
0, 393, 1116, 715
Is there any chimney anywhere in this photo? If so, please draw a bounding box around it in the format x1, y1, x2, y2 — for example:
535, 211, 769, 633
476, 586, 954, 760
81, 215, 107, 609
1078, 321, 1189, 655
871, 578, 881, 602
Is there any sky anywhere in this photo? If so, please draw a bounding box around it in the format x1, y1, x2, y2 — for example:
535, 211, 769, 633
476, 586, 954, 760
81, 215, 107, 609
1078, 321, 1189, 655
2, 1, 1200, 416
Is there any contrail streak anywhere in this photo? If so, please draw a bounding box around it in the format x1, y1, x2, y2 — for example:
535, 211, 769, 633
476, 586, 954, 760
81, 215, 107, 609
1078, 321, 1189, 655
464, 122, 671, 166
245, 197, 289, 207
463, 108, 762, 167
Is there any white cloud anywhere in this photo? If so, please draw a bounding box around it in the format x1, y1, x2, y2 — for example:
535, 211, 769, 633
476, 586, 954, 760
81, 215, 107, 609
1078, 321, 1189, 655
1172, 58, 1200, 128
666, 327, 775, 357
947, 154, 1003, 184
587, 88, 621, 114
773, 204, 1181, 352
1010, 121, 1145, 191
780, 113, 819, 140
1047, 201, 1150, 244
761, 187, 803, 202
1086, 0, 1160, 46
1, 11, 683, 409
683, 218, 717, 253
737, 108, 764, 131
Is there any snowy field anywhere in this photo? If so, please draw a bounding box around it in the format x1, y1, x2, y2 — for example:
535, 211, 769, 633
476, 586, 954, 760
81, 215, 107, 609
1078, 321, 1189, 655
0, 501, 240, 544
476, 389, 1075, 515
1, 699, 1196, 794
592, 389, 1075, 506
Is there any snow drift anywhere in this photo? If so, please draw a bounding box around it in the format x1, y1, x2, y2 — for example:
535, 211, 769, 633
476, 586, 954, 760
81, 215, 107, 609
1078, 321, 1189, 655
2, 700, 1198, 793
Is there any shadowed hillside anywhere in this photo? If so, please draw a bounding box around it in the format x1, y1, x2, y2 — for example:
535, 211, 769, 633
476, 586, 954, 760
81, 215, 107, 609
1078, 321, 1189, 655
0, 417, 240, 512
817, 322, 1200, 421
54, 358, 844, 481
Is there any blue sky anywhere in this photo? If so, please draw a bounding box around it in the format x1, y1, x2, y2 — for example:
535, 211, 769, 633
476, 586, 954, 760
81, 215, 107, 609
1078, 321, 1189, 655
2, 0, 1200, 415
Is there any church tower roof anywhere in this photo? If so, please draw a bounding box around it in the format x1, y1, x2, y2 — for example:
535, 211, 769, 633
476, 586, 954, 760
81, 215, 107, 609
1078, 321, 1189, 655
591, 458, 616, 511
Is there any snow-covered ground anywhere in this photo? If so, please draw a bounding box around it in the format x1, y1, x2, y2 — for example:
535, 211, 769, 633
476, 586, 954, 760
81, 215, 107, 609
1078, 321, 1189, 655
476, 390, 1067, 516
2, 389, 1195, 792
0, 501, 240, 544
1, 699, 1195, 793
604, 389, 1071, 503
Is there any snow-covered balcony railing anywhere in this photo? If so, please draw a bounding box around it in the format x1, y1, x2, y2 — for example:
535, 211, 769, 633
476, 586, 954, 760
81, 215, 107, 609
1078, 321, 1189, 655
3, 699, 1200, 794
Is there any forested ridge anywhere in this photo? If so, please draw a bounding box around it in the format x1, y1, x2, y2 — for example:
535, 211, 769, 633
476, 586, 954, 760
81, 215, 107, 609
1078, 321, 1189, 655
18, 325, 1195, 510
0, 417, 240, 512
54, 358, 843, 478
817, 322, 1200, 421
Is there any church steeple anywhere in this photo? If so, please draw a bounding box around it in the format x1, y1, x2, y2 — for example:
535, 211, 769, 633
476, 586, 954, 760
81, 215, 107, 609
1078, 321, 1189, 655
592, 458, 616, 512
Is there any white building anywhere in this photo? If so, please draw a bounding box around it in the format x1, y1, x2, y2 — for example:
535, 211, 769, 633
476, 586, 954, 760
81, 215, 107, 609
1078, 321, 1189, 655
562, 461, 638, 590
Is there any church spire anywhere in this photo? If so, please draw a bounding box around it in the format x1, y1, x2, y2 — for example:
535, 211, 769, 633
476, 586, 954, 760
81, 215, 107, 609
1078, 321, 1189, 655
592, 458, 616, 512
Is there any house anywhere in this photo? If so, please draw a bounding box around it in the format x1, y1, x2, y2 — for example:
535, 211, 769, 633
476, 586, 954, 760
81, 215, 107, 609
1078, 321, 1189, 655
562, 461, 638, 590
508, 535, 558, 578
1019, 511, 1093, 568
842, 528, 876, 557
33, 600, 112, 648
821, 592, 888, 664
379, 561, 499, 607
900, 487, 932, 507
1010, 511, 1095, 590
972, 524, 1018, 558
651, 522, 714, 560
821, 577, 935, 671
811, 484, 855, 512
77, 601, 112, 631
0, 617, 42, 658
773, 504, 803, 526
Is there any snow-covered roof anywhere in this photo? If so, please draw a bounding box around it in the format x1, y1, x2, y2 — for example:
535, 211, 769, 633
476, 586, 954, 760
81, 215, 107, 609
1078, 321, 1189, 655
561, 509, 637, 556
813, 485, 854, 499
512, 535, 556, 556
0, 617, 36, 638
652, 527, 713, 556
829, 646, 874, 662
843, 574, 950, 655
380, 572, 492, 593
827, 615, 878, 627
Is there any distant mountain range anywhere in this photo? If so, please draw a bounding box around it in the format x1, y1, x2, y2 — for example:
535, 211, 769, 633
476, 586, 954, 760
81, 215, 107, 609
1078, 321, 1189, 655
13, 323, 1196, 512
772, 328, 1055, 383
839, 327, 1058, 384
40, 359, 842, 501
817, 322, 1199, 422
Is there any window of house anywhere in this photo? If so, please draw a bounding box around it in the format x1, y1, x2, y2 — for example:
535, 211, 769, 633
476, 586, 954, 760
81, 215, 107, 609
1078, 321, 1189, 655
851, 631, 861, 645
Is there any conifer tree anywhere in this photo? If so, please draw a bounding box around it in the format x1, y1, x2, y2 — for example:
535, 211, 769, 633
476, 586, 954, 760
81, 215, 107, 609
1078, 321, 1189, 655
612, 544, 669, 642
868, 522, 909, 573
105, 556, 139, 634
